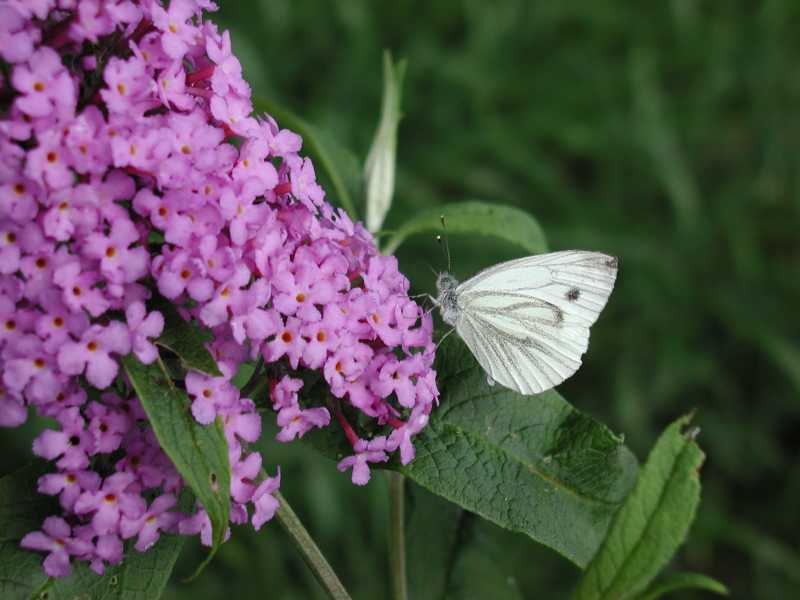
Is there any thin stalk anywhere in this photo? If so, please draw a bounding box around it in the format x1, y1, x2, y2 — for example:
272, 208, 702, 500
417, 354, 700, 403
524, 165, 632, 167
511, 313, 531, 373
275, 490, 352, 600
388, 472, 409, 600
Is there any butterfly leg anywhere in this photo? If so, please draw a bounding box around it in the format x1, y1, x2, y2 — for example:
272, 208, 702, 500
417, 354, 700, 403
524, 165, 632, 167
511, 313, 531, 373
436, 326, 457, 348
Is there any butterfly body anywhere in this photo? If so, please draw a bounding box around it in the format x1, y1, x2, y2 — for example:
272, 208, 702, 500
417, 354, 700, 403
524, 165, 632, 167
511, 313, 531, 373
435, 250, 618, 395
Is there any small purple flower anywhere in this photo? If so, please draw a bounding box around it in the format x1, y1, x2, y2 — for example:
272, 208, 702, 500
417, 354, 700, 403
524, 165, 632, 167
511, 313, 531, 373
251, 469, 281, 531
153, 248, 214, 302
337, 437, 390, 486
21, 516, 92, 577
86, 401, 130, 454
32, 407, 92, 470
120, 494, 178, 552
387, 406, 431, 465
74, 472, 145, 536
24, 130, 75, 190
264, 317, 305, 369
12, 47, 75, 119
38, 469, 101, 512
275, 405, 330, 442
0, 387, 27, 427
53, 260, 109, 317
126, 301, 164, 364
179, 506, 229, 547
150, 0, 199, 59
88, 533, 124, 575
0, 6, 40, 64
231, 451, 261, 503
57, 322, 131, 389
83, 217, 149, 284
185, 371, 237, 425
100, 56, 151, 114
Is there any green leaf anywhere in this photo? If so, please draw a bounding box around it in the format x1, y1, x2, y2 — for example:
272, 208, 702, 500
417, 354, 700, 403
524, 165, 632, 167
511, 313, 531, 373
444, 531, 525, 600
121, 355, 230, 577
0, 464, 184, 600
401, 336, 638, 568
634, 572, 729, 600
573, 414, 705, 600
42, 536, 185, 600
253, 96, 362, 219
364, 51, 406, 233
405, 482, 463, 600
381, 201, 548, 255
0, 464, 53, 600
151, 297, 222, 377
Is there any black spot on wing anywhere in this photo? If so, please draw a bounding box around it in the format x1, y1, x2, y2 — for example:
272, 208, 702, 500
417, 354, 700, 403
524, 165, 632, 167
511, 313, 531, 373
566, 288, 580, 302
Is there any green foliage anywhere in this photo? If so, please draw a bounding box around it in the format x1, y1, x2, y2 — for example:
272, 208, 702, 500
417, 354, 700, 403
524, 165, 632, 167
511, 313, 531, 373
573, 415, 704, 600
404, 484, 463, 600
382, 200, 548, 256
121, 356, 230, 578
634, 572, 728, 600
403, 336, 638, 568
5, 0, 796, 597
252, 97, 363, 219
0, 465, 183, 600
152, 298, 222, 377
0, 464, 53, 600
405, 483, 526, 600
364, 51, 407, 232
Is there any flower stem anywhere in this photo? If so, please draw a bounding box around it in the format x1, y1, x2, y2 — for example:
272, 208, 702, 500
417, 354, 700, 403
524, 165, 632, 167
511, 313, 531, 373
274, 490, 352, 600
388, 472, 409, 600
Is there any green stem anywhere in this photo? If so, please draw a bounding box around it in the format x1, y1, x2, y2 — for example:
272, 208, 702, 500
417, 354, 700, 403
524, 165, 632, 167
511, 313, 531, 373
275, 490, 352, 600
388, 472, 409, 600
240, 359, 265, 398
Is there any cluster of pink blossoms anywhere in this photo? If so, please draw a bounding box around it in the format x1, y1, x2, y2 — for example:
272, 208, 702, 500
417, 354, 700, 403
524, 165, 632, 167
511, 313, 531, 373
0, 0, 437, 578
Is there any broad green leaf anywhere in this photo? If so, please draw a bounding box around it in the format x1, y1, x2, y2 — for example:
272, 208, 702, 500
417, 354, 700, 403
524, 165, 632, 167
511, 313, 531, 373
405, 482, 463, 600
573, 414, 705, 600
401, 336, 638, 568
0, 464, 53, 600
634, 572, 728, 600
253, 96, 362, 219
42, 536, 184, 600
122, 355, 230, 577
381, 201, 548, 255
444, 533, 524, 600
364, 51, 406, 232
0, 464, 184, 600
152, 297, 222, 377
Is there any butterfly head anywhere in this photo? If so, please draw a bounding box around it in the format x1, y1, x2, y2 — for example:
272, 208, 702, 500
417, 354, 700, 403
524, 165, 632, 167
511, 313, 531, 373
435, 272, 460, 326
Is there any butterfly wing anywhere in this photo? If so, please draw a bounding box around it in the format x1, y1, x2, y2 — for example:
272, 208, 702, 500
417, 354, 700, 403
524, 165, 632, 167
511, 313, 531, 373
454, 251, 618, 395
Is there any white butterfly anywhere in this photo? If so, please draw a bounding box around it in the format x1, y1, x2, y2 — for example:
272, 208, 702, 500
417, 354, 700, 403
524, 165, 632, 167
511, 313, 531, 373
435, 250, 618, 395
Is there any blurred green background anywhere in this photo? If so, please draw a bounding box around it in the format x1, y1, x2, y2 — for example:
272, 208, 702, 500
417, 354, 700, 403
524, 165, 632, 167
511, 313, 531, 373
8, 0, 800, 597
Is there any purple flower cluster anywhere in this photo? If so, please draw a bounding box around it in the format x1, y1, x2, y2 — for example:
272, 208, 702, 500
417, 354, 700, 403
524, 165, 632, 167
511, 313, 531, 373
0, 0, 437, 579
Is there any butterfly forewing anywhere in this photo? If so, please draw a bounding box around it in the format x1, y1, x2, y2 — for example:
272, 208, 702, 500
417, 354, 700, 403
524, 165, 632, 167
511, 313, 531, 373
453, 250, 618, 395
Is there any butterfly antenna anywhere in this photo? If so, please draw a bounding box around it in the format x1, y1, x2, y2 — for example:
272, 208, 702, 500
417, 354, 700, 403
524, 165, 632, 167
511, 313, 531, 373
438, 214, 452, 273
